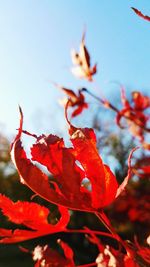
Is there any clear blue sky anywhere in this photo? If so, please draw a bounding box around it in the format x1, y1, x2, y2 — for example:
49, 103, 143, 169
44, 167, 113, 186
0, 0, 150, 137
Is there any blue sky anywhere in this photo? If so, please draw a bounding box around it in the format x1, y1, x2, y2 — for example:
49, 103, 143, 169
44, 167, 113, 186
0, 0, 150, 137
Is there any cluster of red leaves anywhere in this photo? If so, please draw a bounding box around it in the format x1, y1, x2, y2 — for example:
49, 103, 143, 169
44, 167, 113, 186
116, 89, 150, 143
87, 232, 150, 267
21, 231, 150, 267
0, 26, 150, 267
0, 106, 146, 266
9, 107, 134, 214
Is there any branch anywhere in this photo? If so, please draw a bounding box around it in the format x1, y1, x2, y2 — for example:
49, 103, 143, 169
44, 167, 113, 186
82, 88, 150, 133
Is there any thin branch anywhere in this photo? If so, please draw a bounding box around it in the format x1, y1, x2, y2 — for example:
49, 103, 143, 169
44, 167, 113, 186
77, 262, 96, 267
95, 211, 129, 253
64, 228, 115, 240
82, 88, 150, 133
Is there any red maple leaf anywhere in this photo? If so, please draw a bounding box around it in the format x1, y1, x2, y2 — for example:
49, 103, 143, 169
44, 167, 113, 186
11, 108, 133, 213
0, 194, 69, 243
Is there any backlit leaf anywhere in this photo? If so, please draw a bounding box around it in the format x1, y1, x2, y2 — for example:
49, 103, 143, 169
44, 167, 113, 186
0, 194, 69, 243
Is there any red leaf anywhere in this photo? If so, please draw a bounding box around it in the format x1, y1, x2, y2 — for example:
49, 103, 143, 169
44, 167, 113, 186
12, 134, 93, 211
11, 109, 133, 213
132, 91, 150, 110
132, 7, 150, 22
0, 194, 69, 243
116, 90, 149, 141
0, 194, 49, 229
11, 110, 91, 211
31, 135, 83, 198
58, 239, 74, 264
12, 138, 73, 208
55, 84, 88, 117
86, 230, 104, 252
70, 127, 118, 209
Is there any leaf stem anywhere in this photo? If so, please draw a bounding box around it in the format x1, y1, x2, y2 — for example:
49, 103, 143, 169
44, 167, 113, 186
77, 262, 96, 267
95, 211, 129, 253
64, 228, 116, 240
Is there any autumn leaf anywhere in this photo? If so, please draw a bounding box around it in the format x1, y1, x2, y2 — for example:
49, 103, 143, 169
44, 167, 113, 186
86, 229, 104, 252
132, 91, 150, 111
11, 108, 134, 213
55, 83, 88, 117
0, 194, 70, 243
71, 32, 97, 81
57, 239, 74, 265
131, 7, 150, 22
116, 89, 149, 142
69, 126, 118, 209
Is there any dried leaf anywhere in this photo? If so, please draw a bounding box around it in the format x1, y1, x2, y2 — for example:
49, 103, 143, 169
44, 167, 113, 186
71, 33, 97, 81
